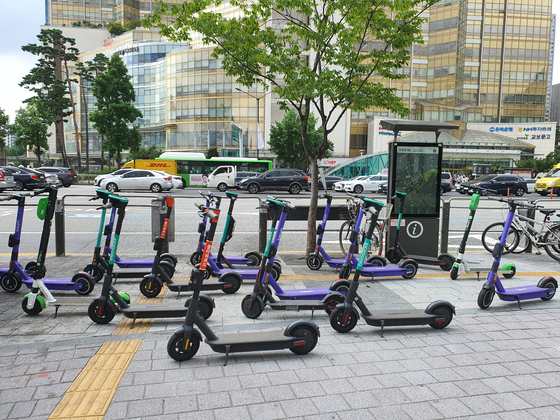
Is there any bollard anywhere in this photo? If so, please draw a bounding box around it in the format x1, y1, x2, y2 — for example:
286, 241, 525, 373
507, 187, 510, 198
55, 199, 65, 256
259, 200, 267, 254
551, 189, 554, 200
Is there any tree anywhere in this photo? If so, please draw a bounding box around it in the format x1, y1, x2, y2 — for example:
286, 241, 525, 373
74, 53, 109, 172
6, 144, 27, 157
21, 29, 80, 168
89, 53, 143, 169
108, 22, 126, 37
269, 109, 329, 170
128, 145, 163, 160
0, 109, 9, 150
205, 147, 220, 159
145, 0, 436, 254
11, 99, 52, 166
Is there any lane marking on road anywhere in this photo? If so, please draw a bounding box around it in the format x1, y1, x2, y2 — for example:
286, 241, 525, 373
49, 339, 142, 420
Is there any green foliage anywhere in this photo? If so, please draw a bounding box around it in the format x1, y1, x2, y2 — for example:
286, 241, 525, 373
71, 21, 102, 28
11, 99, 52, 166
128, 145, 163, 160
89, 53, 143, 168
517, 150, 560, 176
269, 109, 329, 170
205, 147, 220, 159
0, 109, 9, 150
6, 144, 27, 156
124, 19, 142, 31
108, 22, 126, 36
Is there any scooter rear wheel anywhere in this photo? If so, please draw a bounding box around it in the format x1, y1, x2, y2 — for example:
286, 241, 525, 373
400, 260, 418, 279
330, 307, 359, 333
187, 297, 214, 320
537, 277, 557, 301
168, 332, 200, 361
438, 255, 455, 272
428, 305, 454, 329
1, 272, 22, 292
21, 296, 43, 315
339, 265, 351, 280
85, 265, 104, 282
88, 299, 117, 324
323, 293, 345, 315
244, 251, 262, 266
386, 248, 401, 264
221, 273, 241, 294
288, 325, 318, 355
74, 274, 95, 296
241, 295, 264, 319
140, 276, 162, 298
160, 261, 175, 278
477, 288, 495, 309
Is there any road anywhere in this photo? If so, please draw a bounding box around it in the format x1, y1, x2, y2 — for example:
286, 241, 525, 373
0, 184, 558, 259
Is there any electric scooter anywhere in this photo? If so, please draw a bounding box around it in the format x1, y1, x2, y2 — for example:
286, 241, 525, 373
329, 197, 456, 336
450, 187, 516, 280
167, 208, 320, 364
88, 194, 215, 326
0, 192, 33, 292
241, 197, 349, 319
477, 196, 557, 309
84, 190, 176, 282
167, 196, 280, 297
335, 194, 419, 280
386, 191, 456, 271
189, 191, 262, 267
21, 186, 96, 316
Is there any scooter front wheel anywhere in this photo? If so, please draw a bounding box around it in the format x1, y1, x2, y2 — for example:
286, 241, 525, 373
88, 299, 117, 324
140, 276, 162, 298
244, 251, 262, 266
477, 287, 495, 309
241, 295, 264, 319
306, 254, 323, 270
386, 248, 401, 264
338, 265, 351, 280
190, 251, 202, 266
1, 272, 22, 292
167, 332, 200, 362
330, 307, 359, 333
288, 325, 318, 355
85, 265, 104, 283
323, 293, 345, 315
22, 296, 43, 315
450, 266, 459, 280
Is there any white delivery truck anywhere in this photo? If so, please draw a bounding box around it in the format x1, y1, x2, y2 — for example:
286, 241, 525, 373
207, 166, 260, 191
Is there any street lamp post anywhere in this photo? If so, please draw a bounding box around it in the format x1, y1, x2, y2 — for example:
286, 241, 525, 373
236, 88, 264, 159
79, 84, 90, 173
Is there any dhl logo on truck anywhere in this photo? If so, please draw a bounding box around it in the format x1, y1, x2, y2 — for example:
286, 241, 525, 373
148, 163, 172, 168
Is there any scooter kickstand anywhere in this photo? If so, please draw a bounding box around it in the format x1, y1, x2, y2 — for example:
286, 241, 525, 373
379, 320, 385, 338
515, 296, 522, 310
54, 305, 61, 319
224, 345, 231, 366
131, 313, 137, 329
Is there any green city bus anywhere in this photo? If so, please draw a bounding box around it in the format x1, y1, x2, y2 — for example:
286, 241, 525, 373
157, 152, 273, 187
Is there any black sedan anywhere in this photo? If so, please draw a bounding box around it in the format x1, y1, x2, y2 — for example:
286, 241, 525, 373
1, 166, 47, 191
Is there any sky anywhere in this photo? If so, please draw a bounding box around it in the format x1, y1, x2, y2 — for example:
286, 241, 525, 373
1, 1, 560, 124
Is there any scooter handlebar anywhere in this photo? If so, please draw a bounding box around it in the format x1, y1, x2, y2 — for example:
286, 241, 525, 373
97, 202, 113, 210
487, 195, 538, 209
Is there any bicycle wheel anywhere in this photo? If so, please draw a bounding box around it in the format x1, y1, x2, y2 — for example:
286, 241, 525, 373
544, 224, 560, 262
511, 228, 532, 254
364, 219, 383, 256
339, 220, 356, 256
481, 222, 519, 254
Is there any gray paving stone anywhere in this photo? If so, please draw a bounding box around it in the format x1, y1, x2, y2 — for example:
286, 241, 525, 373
401, 402, 444, 420
162, 395, 198, 414
197, 391, 231, 410
488, 392, 533, 411
525, 406, 560, 420
280, 398, 319, 417
7, 400, 36, 419
369, 405, 413, 420
427, 382, 468, 399
429, 399, 474, 417
458, 395, 504, 415
262, 384, 297, 402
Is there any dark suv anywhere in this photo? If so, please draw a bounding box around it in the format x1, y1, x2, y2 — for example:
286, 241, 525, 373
38, 167, 77, 187
238, 168, 310, 194
458, 174, 527, 196
1, 166, 47, 191
441, 172, 454, 194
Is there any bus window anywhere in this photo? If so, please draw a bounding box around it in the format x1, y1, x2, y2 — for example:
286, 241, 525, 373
191, 163, 204, 174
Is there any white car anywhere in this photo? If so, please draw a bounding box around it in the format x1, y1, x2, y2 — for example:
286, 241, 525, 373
32, 169, 58, 186
94, 169, 132, 186
154, 171, 185, 189
343, 174, 388, 194
333, 175, 369, 192
100, 169, 174, 193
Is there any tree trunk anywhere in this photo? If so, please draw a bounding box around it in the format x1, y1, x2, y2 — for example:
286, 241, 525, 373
55, 118, 68, 167
306, 159, 319, 256
63, 59, 81, 173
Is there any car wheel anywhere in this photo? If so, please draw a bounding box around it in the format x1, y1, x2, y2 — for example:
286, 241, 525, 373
514, 187, 525, 197
13, 180, 24, 191
289, 183, 301, 194
106, 182, 118, 192
150, 183, 163, 193
353, 184, 363, 194
440, 185, 444, 195
247, 183, 260, 194
217, 182, 228, 192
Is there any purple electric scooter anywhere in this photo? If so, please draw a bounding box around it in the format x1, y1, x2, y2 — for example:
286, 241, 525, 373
478, 195, 557, 309
241, 197, 348, 319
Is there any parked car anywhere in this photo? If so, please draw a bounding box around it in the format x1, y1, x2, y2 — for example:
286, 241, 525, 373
457, 174, 528, 196
378, 181, 388, 194
154, 171, 185, 189
333, 175, 369, 192
318, 176, 345, 190
38, 167, 77, 187
0, 168, 16, 192
526, 178, 536, 193
235, 171, 260, 186
94, 169, 132, 186
36, 169, 59, 186
343, 173, 388, 194
99, 169, 174, 193
441, 172, 454, 194
238, 168, 310, 194
1, 166, 47, 191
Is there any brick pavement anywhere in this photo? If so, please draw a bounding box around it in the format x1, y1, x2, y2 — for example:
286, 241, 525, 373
1, 251, 560, 419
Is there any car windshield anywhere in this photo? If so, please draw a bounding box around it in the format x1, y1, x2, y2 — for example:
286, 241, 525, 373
544, 168, 560, 178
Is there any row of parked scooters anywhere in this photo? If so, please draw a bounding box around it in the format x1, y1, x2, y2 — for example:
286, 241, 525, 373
0, 184, 556, 363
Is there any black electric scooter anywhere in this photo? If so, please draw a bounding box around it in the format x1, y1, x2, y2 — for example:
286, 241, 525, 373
167, 205, 320, 364
329, 197, 455, 336
88, 194, 215, 326
386, 191, 455, 271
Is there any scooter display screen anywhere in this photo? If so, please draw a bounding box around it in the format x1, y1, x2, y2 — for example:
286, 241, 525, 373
390, 143, 442, 217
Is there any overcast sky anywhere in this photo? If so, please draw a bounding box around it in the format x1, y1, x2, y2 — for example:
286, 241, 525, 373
1, 1, 560, 124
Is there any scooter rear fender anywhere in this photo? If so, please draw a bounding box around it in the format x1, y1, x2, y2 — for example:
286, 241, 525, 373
284, 319, 320, 338
425, 300, 456, 315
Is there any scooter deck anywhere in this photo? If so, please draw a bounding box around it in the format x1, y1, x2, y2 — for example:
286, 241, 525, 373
359, 266, 414, 278
114, 258, 153, 269
275, 287, 333, 301
22, 278, 83, 291
212, 268, 259, 280
167, 279, 231, 292
498, 285, 552, 301
267, 299, 328, 311
206, 331, 294, 353
121, 303, 187, 319
364, 310, 437, 327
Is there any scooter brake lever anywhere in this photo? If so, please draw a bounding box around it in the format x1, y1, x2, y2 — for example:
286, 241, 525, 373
97, 203, 113, 210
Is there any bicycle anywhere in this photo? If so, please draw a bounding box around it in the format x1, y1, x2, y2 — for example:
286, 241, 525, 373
481, 204, 560, 262
338, 197, 387, 257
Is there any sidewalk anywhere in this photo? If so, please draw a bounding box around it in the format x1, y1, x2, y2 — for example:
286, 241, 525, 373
1, 251, 560, 419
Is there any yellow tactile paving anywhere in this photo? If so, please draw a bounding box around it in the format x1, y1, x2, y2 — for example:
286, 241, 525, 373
112, 285, 169, 335
49, 340, 142, 420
